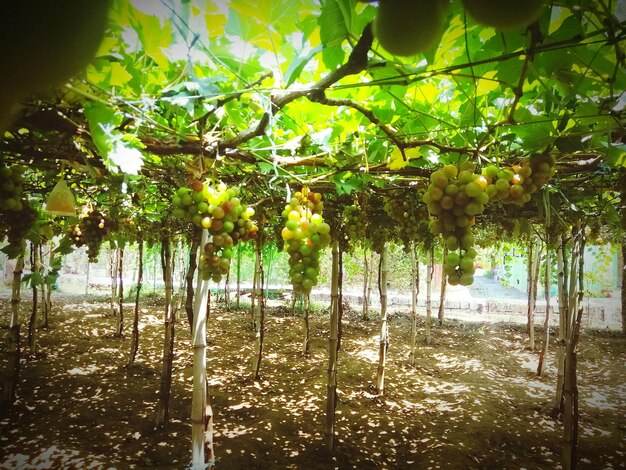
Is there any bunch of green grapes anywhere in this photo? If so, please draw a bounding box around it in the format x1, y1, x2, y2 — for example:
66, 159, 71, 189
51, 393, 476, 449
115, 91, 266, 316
443, 247, 477, 286
171, 180, 209, 226
525, 154, 557, 188
482, 164, 532, 206
281, 187, 331, 295
69, 207, 116, 262
424, 162, 487, 286
383, 191, 427, 246
361, 196, 393, 254
172, 180, 256, 237
482, 155, 556, 206
194, 182, 258, 282
252, 203, 280, 248
6, 203, 38, 249
342, 203, 365, 246
0, 164, 25, 211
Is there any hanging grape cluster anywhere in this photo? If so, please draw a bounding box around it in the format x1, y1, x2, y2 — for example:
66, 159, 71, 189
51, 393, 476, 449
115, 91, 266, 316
254, 203, 283, 252
424, 156, 558, 286
172, 180, 210, 226
0, 164, 27, 249
482, 155, 557, 206
342, 203, 367, 249
281, 187, 331, 295
69, 208, 116, 262
0, 164, 25, 212
172, 181, 257, 282
424, 162, 486, 286
383, 190, 428, 247
172, 182, 256, 235
5, 203, 38, 253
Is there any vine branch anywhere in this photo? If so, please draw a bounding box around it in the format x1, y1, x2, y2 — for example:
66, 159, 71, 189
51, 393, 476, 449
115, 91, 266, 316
309, 94, 403, 149
212, 23, 375, 154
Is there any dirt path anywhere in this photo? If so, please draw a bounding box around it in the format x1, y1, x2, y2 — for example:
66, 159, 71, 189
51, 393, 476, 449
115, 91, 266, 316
1, 296, 624, 469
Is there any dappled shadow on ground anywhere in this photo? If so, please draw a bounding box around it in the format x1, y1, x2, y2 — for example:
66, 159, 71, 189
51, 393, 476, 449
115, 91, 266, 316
0, 296, 624, 469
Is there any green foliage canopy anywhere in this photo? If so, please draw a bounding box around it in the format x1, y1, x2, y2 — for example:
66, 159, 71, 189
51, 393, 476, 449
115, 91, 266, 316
0, 0, 624, 239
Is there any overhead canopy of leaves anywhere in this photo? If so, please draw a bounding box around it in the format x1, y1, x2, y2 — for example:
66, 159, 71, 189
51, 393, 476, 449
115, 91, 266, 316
1, 0, 624, 235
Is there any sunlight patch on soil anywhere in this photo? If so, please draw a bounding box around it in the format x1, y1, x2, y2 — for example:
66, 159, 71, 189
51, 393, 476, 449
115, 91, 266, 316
67, 365, 98, 375
517, 351, 540, 372
584, 389, 621, 411
354, 347, 378, 363
430, 353, 482, 372
3, 446, 113, 470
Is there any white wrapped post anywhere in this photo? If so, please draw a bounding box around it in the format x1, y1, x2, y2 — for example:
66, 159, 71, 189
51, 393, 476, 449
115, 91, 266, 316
191, 229, 212, 469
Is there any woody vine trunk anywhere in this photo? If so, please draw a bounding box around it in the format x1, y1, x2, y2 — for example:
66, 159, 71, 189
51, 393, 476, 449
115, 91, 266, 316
39, 243, 49, 329
367, 251, 375, 320
375, 244, 389, 395
115, 246, 124, 337
537, 192, 552, 375
302, 294, 310, 357
622, 242, 626, 336
537, 233, 552, 376
526, 239, 535, 348
362, 249, 369, 320
325, 239, 340, 448
224, 265, 231, 311
438, 247, 447, 326
425, 246, 433, 344
250, 250, 259, 329
39, 280, 48, 329
409, 243, 420, 367
128, 238, 144, 366
109, 246, 118, 317
264, 243, 274, 298
156, 236, 175, 427
562, 226, 586, 470
236, 244, 242, 310
527, 238, 542, 350
27, 241, 40, 355
552, 234, 568, 417
2, 256, 24, 412
251, 238, 265, 380
185, 227, 201, 329
337, 247, 344, 352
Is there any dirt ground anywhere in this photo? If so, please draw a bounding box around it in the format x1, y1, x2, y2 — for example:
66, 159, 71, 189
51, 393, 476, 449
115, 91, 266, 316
0, 294, 625, 469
